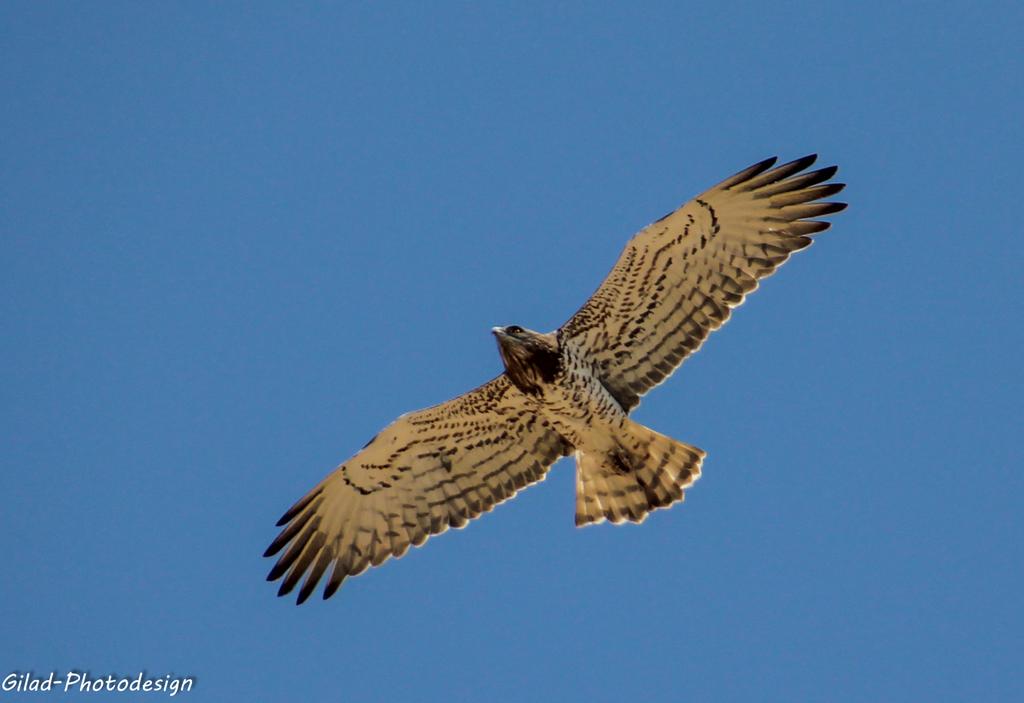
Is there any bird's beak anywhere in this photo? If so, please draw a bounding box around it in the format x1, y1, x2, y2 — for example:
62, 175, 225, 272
491, 326, 506, 338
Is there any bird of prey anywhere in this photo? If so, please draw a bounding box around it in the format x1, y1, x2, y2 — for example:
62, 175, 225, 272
265, 154, 846, 603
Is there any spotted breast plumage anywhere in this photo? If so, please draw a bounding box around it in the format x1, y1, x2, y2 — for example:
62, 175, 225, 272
264, 154, 847, 603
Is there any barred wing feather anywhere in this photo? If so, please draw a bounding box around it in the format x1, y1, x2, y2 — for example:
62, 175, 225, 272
559, 155, 847, 411
264, 375, 570, 603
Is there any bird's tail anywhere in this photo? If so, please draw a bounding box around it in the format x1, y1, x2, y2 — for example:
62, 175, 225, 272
574, 421, 704, 526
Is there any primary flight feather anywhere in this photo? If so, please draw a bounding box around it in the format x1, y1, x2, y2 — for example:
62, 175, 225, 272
265, 154, 847, 603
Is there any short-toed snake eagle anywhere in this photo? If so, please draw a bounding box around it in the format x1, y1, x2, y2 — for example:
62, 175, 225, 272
265, 155, 846, 603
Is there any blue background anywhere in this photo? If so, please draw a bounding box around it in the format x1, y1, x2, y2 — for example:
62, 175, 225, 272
3, 2, 1021, 701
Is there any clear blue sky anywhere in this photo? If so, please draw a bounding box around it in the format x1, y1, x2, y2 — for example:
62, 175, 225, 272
3, 2, 1021, 701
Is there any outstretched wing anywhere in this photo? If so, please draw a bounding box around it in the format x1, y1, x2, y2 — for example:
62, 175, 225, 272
264, 375, 571, 603
559, 155, 846, 411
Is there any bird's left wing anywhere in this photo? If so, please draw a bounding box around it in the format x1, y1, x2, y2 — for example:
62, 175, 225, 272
264, 374, 571, 603
559, 155, 846, 411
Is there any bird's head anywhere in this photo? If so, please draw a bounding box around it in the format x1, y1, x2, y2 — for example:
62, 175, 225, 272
491, 325, 561, 395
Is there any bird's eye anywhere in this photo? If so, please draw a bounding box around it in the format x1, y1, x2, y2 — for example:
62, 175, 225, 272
507, 325, 523, 335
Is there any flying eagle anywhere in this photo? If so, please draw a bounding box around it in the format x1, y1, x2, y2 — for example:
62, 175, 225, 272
265, 154, 846, 603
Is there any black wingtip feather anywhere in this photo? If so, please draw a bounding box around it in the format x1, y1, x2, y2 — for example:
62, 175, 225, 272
816, 201, 848, 215
757, 166, 840, 197
276, 487, 322, 527
267, 560, 291, 582
794, 220, 832, 235
745, 156, 779, 180
264, 498, 320, 558
267, 518, 321, 581
296, 551, 333, 605
789, 153, 818, 170
814, 183, 846, 199
754, 154, 819, 188
278, 532, 326, 596
323, 572, 345, 600
811, 165, 839, 182
720, 156, 778, 190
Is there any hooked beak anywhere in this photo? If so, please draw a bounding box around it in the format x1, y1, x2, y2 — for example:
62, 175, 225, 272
491, 326, 508, 338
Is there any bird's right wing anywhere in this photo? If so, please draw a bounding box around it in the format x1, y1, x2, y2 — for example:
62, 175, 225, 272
264, 374, 571, 603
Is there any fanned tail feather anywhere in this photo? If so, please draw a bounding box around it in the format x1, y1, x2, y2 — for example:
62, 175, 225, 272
575, 422, 704, 526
